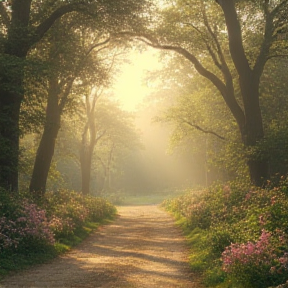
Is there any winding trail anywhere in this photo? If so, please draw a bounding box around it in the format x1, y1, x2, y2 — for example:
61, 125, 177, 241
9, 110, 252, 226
0, 205, 203, 288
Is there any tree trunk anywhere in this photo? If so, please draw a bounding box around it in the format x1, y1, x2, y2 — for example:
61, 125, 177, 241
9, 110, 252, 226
29, 78, 61, 196
0, 0, 32, 191
240, 75, 269, 186
0, 90, 22, 192
218, 0, 270, 186
79, 90, 102, 195
104, 143, 114, 191
0, 52, 28, 192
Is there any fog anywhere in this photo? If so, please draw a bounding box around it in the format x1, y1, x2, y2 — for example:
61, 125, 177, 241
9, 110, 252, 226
118, 104, 207, 194
49, 49, 210, 195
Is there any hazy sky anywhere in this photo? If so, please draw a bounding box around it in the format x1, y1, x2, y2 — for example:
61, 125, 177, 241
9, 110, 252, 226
113, 48, 162, 111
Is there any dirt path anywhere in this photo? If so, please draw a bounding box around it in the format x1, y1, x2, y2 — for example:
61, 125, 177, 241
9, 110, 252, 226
0, 205, 203, 288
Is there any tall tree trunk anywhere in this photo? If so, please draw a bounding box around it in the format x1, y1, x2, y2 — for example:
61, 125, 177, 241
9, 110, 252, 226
0, 0, 32, 191
29, 78, 61, 196
0, 90, 22, 192
240, 75, 269, 186
219, 0, 270, 186
79, 90, 104, 195
0, 52, 28, 192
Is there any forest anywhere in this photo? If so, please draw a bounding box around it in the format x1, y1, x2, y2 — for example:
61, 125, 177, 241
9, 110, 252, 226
1, 0, 288, 287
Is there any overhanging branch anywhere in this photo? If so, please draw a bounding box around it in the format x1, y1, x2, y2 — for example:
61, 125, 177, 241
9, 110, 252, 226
32, 3, 89, 46
114, 31, 245, 132
181, 119, 225, 140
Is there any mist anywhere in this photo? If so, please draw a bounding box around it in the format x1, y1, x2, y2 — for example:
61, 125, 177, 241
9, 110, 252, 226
118, 103, 208, 195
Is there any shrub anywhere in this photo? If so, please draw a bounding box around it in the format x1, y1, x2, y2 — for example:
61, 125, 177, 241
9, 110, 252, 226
162, 180, 288, 287
0, 191, 54, 254
222, 230, 288, 288
43, 190, 116, 239
0, 189, 116, 253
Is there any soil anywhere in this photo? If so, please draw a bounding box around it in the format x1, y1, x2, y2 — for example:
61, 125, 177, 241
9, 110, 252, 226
0, 205, 203, 288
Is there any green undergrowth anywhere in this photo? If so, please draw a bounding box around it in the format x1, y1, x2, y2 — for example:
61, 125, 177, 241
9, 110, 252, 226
0, 189, 116, 280
171, 213, 225, 287
162, 179, 288, 288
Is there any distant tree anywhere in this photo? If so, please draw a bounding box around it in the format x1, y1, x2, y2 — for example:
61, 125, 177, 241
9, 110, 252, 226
93, 100, 141, 192
80, 87, 106, 196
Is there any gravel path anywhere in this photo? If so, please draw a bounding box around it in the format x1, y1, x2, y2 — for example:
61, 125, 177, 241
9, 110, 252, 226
0, 205, 203, 288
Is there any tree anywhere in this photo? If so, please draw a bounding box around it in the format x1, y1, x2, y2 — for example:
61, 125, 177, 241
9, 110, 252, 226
127, 0, 288, 186
80, 87, 106, 195
29, 18, 111, 196
0, 0, 151, 192
91, 98, 141, 193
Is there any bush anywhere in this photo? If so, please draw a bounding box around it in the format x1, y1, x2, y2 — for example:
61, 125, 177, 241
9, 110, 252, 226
0, 189, 116, 254
0, 190, 54, 254
0, 188, 116, 277
222, 230, 288, 288
43, 190, 116, 238
162, 180, 288, 287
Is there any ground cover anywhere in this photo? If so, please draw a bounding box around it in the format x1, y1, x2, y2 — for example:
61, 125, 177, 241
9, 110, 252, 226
162, 180, 288, 288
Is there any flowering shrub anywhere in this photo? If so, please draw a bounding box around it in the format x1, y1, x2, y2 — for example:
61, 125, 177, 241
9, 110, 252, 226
48, 215, 74, 238
0, 197, 54, 253
84, 196, 116, 222
0, 188, 116, 278
0, 189, 116, 254
43, 190, 116, 238
222, 230, 288, 287
222, 230, 273, 271
162, 180, 288, 287
0, 217, 20, 250
162, 182, 249, 231
18, 201, 55, 245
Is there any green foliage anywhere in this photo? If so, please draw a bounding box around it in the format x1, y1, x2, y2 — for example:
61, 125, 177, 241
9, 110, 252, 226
162, 179, 288, 287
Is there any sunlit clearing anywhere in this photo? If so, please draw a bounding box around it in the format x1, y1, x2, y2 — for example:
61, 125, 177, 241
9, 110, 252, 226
113, 48, 162, 111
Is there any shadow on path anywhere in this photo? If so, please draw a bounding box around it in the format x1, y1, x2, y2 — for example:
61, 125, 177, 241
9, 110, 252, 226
0, 205, 203, 288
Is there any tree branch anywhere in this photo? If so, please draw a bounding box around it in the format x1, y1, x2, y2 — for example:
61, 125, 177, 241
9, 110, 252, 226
95, 130, 107, 143
267, 54, 288, 60
137, 37, 228, 93
32, 3, 89, 46
215, 0, 251, 76
181, 118, 225, 140
85, 37, 110, 56
138, 37, 245, 126
253, 5, 274, 78
271, 0, 288, 17
115, 31, 245, 131
201, 3, 229, 74
58, 77, 75, 113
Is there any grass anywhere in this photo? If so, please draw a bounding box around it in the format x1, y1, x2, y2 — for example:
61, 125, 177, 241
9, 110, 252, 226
171, 214, 226, 287
0, 246, 58, 279
110, 190, 186, 206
